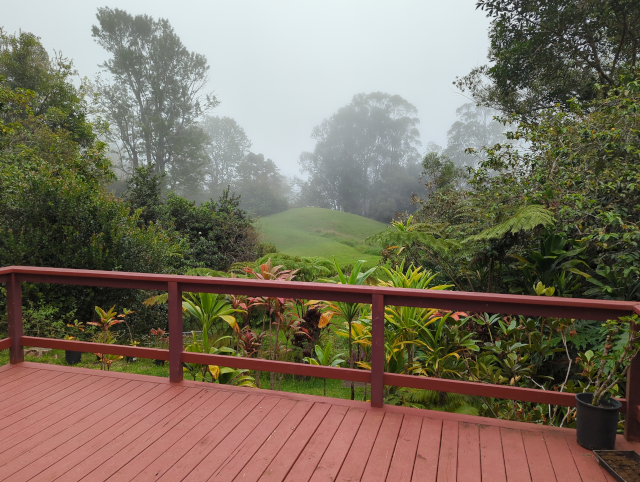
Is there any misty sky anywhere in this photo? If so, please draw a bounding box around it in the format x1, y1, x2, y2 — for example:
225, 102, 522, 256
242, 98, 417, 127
2, 1, 491, 176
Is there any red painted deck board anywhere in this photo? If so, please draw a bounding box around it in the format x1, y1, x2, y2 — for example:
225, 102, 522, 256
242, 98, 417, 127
500, 428, 532, 482
359, 412, 403, 482
521, 430, 557, 482
385, 414, 422, 482
0, 364, 638, 482
479, 424, 507, 482
220, 400, 312, 482
437, 420, 458, 482
412, 417, 442, 482
457, 422, 481, 482
283, 404, 349, 482
257, 402, 331, 482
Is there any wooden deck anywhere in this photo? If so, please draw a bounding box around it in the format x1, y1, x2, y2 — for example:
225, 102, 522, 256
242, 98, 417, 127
0, 363, 638, 482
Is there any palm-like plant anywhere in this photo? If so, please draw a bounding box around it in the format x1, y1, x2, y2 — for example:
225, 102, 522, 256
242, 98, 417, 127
303, 341, 346, 396
183, 333, 256, 387
378, 262, 451, 365
182, 292, 241, 353
320, 259, 376, 400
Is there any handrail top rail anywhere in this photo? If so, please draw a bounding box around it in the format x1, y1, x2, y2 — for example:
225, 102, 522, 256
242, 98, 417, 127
0, 265, 639, 320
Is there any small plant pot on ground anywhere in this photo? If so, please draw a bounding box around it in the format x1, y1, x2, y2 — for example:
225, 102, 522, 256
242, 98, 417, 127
576, 392, 622, 450
65, 350, 82, 365
154, 359, 165, 366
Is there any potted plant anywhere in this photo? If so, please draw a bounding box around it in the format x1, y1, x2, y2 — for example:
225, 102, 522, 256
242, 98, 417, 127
63, 320, 87, 365
575, 315, 640, 450
149, 328, 169, 366
88, 306, 127, 370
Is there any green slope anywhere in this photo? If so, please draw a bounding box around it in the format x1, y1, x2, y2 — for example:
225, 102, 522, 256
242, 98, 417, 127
256, 208, 387, 267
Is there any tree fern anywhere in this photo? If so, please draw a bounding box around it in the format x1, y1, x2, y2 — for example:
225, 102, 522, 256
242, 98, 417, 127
466, 205, 555, 242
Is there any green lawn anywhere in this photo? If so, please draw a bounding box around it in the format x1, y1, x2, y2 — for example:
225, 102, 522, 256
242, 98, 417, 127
256, 208, 387, 267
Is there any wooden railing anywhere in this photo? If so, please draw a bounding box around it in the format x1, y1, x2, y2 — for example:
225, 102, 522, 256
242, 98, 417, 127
0, 265, 639, 441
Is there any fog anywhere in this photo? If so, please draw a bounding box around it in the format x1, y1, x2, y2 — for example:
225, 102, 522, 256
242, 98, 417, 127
2, 0, 490, 176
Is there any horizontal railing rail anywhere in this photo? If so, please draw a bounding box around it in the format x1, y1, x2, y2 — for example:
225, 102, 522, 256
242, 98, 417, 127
0, 265, 638, 441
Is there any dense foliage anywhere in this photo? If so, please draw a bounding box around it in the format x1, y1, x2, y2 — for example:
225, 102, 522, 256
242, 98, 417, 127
458, 0, 640, 119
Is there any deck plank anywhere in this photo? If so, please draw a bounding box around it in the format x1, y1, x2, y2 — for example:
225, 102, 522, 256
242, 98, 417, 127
436, 419, 458, 482
2, 383, 174, 482
385, 414, 422, 482
130, 392, 253, 481
283, 404, 349, 482
479, 424, 507, 482
215, 399, 311, 482
155, 395, 273, 481
0, 370, 71, 404
0, 368, 54, 398
565, 435, 609, 482
0, 375, 111, 434
521, 430, 557, 482
457, 422, 481, 482
307, 407, 367, 482
544, 433, 582, 482
1, 365, 638, 482
257, 403, 331, 482
0, 372, 86, 417
412, 417, 442, 482
359, 412, 404, 482
106, 390, 234, 481
190, 398, 299, 481
0, 366, 43, 388
49, 387, 207, 481
0, 378, 138, 462
500, 428, 532, 482
175, 395, 290, 481
335, 410, 386, 482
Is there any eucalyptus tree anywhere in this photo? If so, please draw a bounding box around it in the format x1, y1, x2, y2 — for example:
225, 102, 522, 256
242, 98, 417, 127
92, 7, 217, 192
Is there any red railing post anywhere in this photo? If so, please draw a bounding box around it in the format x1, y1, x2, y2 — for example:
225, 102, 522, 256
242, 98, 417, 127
6, 273, 23, 364
625, 312, 640, 441
168, 281, 183, 383
371, 293, 385, 408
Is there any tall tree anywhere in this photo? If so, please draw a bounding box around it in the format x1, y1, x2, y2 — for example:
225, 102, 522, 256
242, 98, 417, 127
234, 152, 289, 216
200, 116, 252, 195
442, 103, 506, 167
92, 7, 217, 192
298, 92, 422, 222
0, 29, 96, 147
457, 0, 640, 118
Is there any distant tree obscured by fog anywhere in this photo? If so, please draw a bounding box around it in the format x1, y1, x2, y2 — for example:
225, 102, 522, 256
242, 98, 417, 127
296, 92, 423, 223
442, 102, 506, 168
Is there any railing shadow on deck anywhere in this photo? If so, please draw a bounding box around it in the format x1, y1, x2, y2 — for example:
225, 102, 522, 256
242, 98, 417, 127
0, 265, 639, 441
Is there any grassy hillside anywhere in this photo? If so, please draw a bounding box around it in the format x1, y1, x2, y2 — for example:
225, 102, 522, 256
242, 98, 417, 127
256, 208, 387, 267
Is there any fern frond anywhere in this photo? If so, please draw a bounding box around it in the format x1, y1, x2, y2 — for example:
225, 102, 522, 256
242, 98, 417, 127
466, 205, 555, 242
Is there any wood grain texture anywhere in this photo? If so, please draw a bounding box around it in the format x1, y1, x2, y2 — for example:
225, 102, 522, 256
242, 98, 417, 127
437, 420, 458, 482
1, 364, 639, 482
456, 422, 481, 482
385, 414, 422, 482
412, 417, 443, 482
543, 434, 582, 482
521, 431, 556, 482
500, 429, 532, 482
479, 425, 507, 482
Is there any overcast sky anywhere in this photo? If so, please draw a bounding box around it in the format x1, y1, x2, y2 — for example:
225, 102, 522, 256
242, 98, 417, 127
2, 0, 491, 176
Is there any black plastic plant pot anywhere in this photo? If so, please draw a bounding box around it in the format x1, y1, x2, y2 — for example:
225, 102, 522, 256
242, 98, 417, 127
65, 350, 82, 365
576, 392, 622, 450
154, 359, 165, 366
